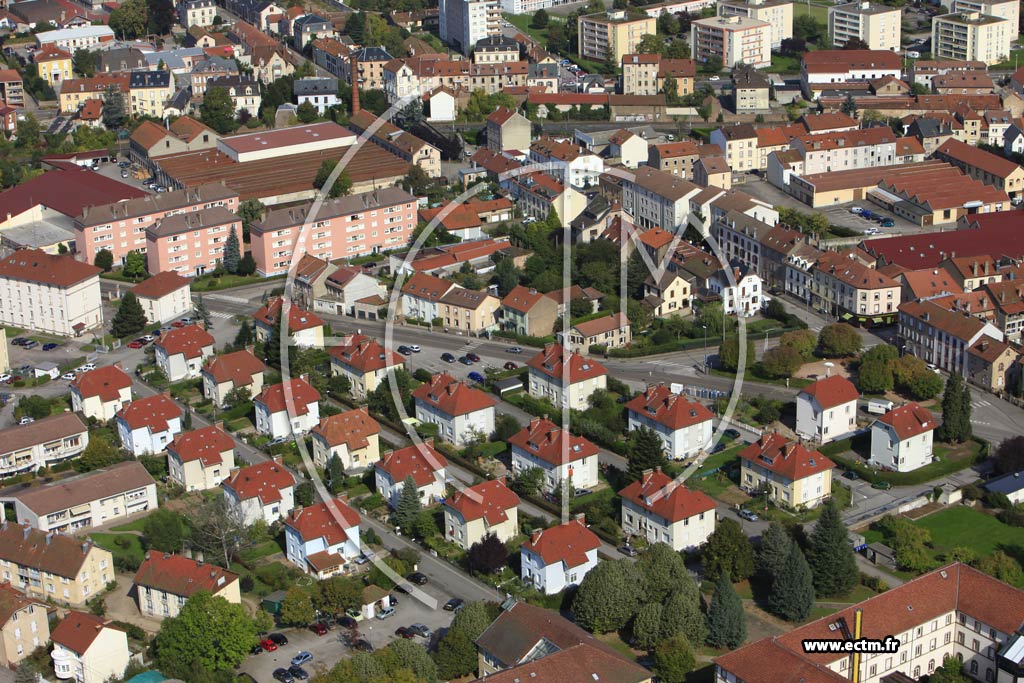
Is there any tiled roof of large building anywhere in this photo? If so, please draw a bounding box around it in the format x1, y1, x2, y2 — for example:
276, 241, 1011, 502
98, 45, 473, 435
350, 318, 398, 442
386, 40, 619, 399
501, 285, 548, 314
0, 582, 44, 624
202, 349, 265, 387
801, 49, 900, 73
10, 461, 154, 516
328, 334, 404, 373
222, 458, 295, 505
899, 299, 990, 342
527, 343, 607, 383
625, 384, 714, 431
935, 137, 1022, 179
799, 375, 859, 410
375, 441, 447, 487
155, 324, 214, 359
470, 642, 651, 683
446, 479, 519, 525
0, 523, 104, 579
739, 432, 834, 481
168, 424, 234, 466
134, 552, 239, 597
0, 249, 100, 288
618, 468, 715, 522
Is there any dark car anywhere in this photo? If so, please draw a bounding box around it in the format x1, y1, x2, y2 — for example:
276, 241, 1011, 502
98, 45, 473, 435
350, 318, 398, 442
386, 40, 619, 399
407, 572, 428, 585
268, 633, 289, 646
724, 429, 740, 439
443, 598, 465, 612
354, 639, 374, 653
42, 343, 58, 351
272, 668, 294, 683
619, 545, 639, 557
503, 361, 518, 370
389, 594, 399, 605
397, 345, 414, 355
872, 480, 893, 490
250, 644, 264, 655
468, 371, 485, 382
843, 470, 860, 481
309, 622, 329, 635
466, 352, 481, 362
395, 626, 415, 639
337, 616, 358, 630
458, 355, 474, 365
288, 666, 309, 680
441, 352, 456, 363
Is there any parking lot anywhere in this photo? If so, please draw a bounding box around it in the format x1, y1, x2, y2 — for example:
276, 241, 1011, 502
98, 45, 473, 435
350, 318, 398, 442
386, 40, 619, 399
94, 155, 159, 194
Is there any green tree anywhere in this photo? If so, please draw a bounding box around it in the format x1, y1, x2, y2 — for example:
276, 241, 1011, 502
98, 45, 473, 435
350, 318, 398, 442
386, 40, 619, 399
201, 87, 237, 134
807, 501, 858, 597
817, 323, 862, 357
572, 559, 643, 633
767, 543, 814, 622
511, 466, 544, 496
314, 159, 353, 198
232, 320, 254, 350
101, 85, 125, 129
253, 609, 274, 635
110, 0, 147, 39
719, 336, 754, 373
658, 12, 681, 34
327, 453, 347, 493
760, 345, 804, 379
627, 427, 665, 482
636, 33, 665, 55
394, 475, 422, 532
493, 257, 520, 297
17, 396, 51, 420
451, 601, 493, 642
756, 522, 794, 582
142, 508, 190, 553
75, 433, 122, 472
223, 227, 241, 274
111, 292, 148, 338
653, 634, 696, 683
930, 656, 969, 683
238, 253, 257, 276
702, 518, 754, 582
13, 112, 39, 149
631, 602, 664, 650
663, 74, 680, 105
94, 249, 114, 273
154, 591, 257, 676
432, 627, 477, 679
662, 585, 708, 646
531, 9, 549, 27
238, 198, 265, 240
296, 100, 318, 123
315, 576, 362, 614
840, 93, 858, 118
15, 664, 39, 683
381, 639, 439, 683
858, 359, 894, 393
193, 295, 212, 329
706, 572, 745, 649
123, 250, 148, 279
148, 0, 175, 33
73, 49, 97, 77
295, 481, 314, 507
637, 543, 688, 596
937, 373, 971, 443
279, 586, 315, 626
977, 550, 1022, 585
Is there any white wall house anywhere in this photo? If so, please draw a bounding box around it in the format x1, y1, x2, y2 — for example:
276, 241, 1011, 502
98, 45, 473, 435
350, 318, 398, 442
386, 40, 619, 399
795, 375, 860, 444
310, 407, 381, 471
412, 373, 496, 446
400, 271, 455, 322
509, 417, 600, 492
154, 324, 215, 382
130, 271, 192, 324
619, 468, 716, 551
51, 612, 129, 683
115, 393, 183, 456
708, 266, 763, 317
527, 343, 608, 410
328, 334, 406, 399
253, 377, 321, 440
520, 516, 601, 595
626, 384, 714, 460
284, 499, 361, 578
201, 348, 266, 407
869, 402, 936, 472
222, 457, 296, 526
738, 433, 835, 510
373, 441, 448, 509
70, 365, 133, 422
443, 479, 520, 550
0, 250, 103, 337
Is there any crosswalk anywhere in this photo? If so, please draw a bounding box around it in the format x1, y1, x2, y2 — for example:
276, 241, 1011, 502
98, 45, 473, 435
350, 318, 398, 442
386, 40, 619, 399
971, 398, 993, 410
644, 359, 698, 375
209, 311, 234, 319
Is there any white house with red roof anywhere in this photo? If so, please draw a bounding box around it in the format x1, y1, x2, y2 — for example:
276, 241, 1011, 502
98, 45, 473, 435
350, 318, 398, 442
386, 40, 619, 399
374, 440, 448, 509
400, 271, 456, 322
869, 402, 936, 472
443, 478, 520, 549
412, 372, 496, 446
253, 296, 326, 348
509, 416, 600, 493
133, 552, 241, 618
284, 498, 361, 578
328, 333, 405, 399
201, 348, 266, 407
626, 384, 713, 460
738, 433, 835, 509
115, 393, 183, 456
154, 323, 215, 382
166, 424, 236, 492
311, 407, 381, 470
130, 271, 192, 324
70, 363, 132, 421
619, 468, 716, 551
50, 611, 129, 683
254, 376, 320, 440
526, 343, 607, 410
222, 456, 296, 525
520, 515, 601, 595
795, 374, 860, 444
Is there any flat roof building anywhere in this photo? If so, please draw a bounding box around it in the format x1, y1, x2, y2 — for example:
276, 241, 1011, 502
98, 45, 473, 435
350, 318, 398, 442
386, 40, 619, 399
691, 15, 772, 69
931, 10, 1013, 66
829, 1, 902, 52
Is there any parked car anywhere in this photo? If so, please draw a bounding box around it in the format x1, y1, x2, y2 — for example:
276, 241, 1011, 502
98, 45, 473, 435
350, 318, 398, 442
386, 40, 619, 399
397, 345, 414, 355
506, 346, 522, 354
408, 345, 421, 352
443, 598, 465, 612
619, 545, 639, 557
133, 338, 150, 347
260, 638, 278, 652
250, 644, 264, 655
466, 352, 481, 362
724, 428, 740, 439
468, 371, 485, 382
708, 75, 720, 81
395, 626, 415, 639
737, 509, 759, 522
141, 335, 155, 342
288, 667, 309, 681
268, 633, 288, 646
18, 417, 34, 426
0, 374, 10, 383
291, 652, 313, 667
376, 607, 396, 620
337, 616, 358, 630
843, 470, 860, 480
309, 622, 329, 636
10, 337, 27, 346
849, 206, 864, 214
574, 488, 592, 496
872, 480, 893, 490
880, 218, 895, 227
272, 668, 294, 683
441, 353, 456, 363
407, 572, 428, 585
22, 341, 37, 349
458, 355, 473, 365
409, 623, 433, 639
42, 343, 58, 351
503, 361, 518, 370
61, 372, 76, 381
127, 340, 144, 349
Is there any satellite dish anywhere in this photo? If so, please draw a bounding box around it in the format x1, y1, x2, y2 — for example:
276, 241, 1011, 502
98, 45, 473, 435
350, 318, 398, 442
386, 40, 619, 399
823, 361, 834, 376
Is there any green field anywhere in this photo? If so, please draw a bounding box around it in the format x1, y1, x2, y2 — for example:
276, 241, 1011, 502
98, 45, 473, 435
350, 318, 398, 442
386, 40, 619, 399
794, 3, 830, 23
916, 507, 1024, 564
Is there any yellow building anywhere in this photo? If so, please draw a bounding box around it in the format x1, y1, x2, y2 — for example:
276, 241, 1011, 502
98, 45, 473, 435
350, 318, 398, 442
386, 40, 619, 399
129, 71, 174, 118
310, 407, 381, 471
328, 333, 405, 399
443, 479, 520, 549
35, 45, 72, 88
133, 552, 241, 619
166, 425, 236, 492
931, 11, 1012, 65
643, 271, 692, 318
718, 0, 793, 47
0, 582, 49, 667
739, 433, 836, 509
0, 524, 112, 607
438, 287, 499, 334
578, 10, 656, 63
829, 1, 902, 52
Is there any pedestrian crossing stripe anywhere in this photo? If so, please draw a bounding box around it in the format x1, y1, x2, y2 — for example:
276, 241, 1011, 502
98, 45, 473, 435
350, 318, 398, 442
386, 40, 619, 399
209, 311, 233, 319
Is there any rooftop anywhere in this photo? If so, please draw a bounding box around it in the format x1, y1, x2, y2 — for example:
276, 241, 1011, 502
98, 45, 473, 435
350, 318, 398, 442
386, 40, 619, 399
9, 461, 153, 516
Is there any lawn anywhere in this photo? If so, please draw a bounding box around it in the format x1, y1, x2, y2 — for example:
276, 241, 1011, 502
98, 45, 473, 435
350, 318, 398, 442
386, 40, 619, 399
821, 437, 983, 487
794, 3, 830, 23
916, 507, 1024, 571
110, 518, 148, 532
688, 471, 735, 498
695, 442, 746, 476
91, 532, 145, 568
767, 53, 802, 74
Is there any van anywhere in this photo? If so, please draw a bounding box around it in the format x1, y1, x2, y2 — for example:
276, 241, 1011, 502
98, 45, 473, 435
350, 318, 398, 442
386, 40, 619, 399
866, 398, 894, 415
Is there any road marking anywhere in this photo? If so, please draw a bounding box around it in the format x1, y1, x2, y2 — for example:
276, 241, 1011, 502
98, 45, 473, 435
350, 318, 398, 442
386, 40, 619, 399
203, 293, 251, 304
209, 311, 234, 319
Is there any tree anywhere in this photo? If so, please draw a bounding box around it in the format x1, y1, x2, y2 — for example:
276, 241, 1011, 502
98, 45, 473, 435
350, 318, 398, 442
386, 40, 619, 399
702, 518, 754, 582
432, 627, 477, 679
493, 257, 520, 297
995, 435, 1024, 474
662, 585, 708, 646
315, 576, 361, 614
295, 100, 319, 124
154, 591, 257, 677
807, 501, 858, 597
637, 33, 665, 55
451, 601, 493, 642
977, 550, 1022, 585
73, 49, 97, 77
18, 396, 51, 420
858, 359, 894, 393
238, 198, 265, 240
75, 433, 123, 472
193, 295, 212, 329
100, 87, 126, 131
314, 159, 353, 198
572, 559, 643, 633
327, 453, 347, 494
910, 82, 930, 96
511, 466, 544, 496
279, 586, 316, 626
719, 336, 754, 373
402, 165, 431, 196
631, 602, 665, 650
15, 665, 38, 683
756, 522, 794, 583
653, 634, 696, 683
780, 329, 817, 360
658, 12, 680, 35
841, 37, 870, 50
937, 373, 971, 443
123, 250, 148, 279
238, 253, 257, 276
780, 37, 807, 55
223, 227, 241, 274
760, 345, 803, 379
110, 0, 147, 39
253, 609, 274, 635
817, 323, 861, 357
707, 572, 745, 649
492, 413, 520, 442
142, 508, 190, 553
201, 87, 237, 134
930, 656, 969, 683
627, 427, 665, 483
188, 496, 246, 567
768, 543, 814, 622
467, 534, 508, 574
840, 93, 858, 118
394, 475, 422, 532
531, 8, 549, 27
13, 114, 40, 150
93, 249, 114, 274
383, 638, 439, 683
295, 481, 314, 507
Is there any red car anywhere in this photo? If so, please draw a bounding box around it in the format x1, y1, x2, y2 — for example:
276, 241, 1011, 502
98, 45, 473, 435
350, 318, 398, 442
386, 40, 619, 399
260, 638, 278, 652
394, 626, 415, 639
127, 341, 144, 349
503, 362, 518, 370
466, 352, 481, 362
171, 321, 186, 328
309, 622, 329, 636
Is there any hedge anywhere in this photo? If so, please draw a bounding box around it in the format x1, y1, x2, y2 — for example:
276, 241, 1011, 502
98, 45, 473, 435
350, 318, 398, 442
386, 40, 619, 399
608, 325, 806, 359
821, 435, 989, 486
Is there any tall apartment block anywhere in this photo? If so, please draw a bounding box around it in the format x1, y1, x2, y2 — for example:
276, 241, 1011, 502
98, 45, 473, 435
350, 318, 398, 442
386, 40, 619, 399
691, 15, 772, 69
439, 0, 501, 55
951, 0, 1018, 31
718, 0, 792, 48
577, 10, 657, 63
828, 1, 902, 52
931, 10, 1013, 65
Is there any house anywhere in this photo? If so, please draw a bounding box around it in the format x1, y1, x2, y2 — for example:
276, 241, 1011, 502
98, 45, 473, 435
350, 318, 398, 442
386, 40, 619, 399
167, 424, 236, 492
621, 166, 701, 230
0, 524, 112, 606
559, 312, 631, 354
50, 612, 128, 683
413, 373, 496, 446
0, 582, 49, 667
619, 468, 716, 551
966, 334, 1019, 393
811, 251, 901, 325
509, 417, 600, 493
438, 287, 500, 334
643, 271, 692, 318
528, 137, 604, 188
222, 456, 296, 526
738, 433, 835, 509
35, 45, 72, 87
128, 71, 174, 118
443, 478, 520, 549
401, 271, 456, 323
486, 107, 531, 153
294, 76, 338, 114
284, 499, 361, 578
154, 324, 215, 382
0, 250, 102, 337
527, 343, 608, 409
201, 348, 266, 407
130, 271, 193, 325
133, 552, 240, 618
70, 364, 132, 422
292, 255, 385, 315
292, 14, 333, 50
115, 393, 183, 456
626, 384, 714, 460
254, 377, 321, 440
328, 334, 405, 399
253, 297, 325, 348
795, 375, 859, 444
7, 461, 157, 533
984, 470, 1024, 505
869, 402, 936, 472
606, 129, 649, 169
500, 285, 559, 337
348, 110, 442, 177
520, 516, 601, 595
310, 407, 381, 471
374, 441, 448, 509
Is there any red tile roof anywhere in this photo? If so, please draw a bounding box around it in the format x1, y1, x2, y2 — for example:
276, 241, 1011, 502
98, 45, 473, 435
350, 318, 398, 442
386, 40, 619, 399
71, 364, 131, 402
376, 440, 448, 487
168, 424, 234, 466
0, 249, 100, 288
117, 393, 181, 432
401, 271, 454, 302
328, 334, 404, 374
156, 324, 214, 359
801, 49, 901, 74
311, 406, 380, 450
130, 270, 191, 299
134, 552, 239, 597
51, 612, 122, 655
285, 498, 360, 545
618, 468, 715, 523
738, 432, 835, 481
0, 582, 44, 624
253, 296, 325, 333
412, 373, 496, 417
509, 417, 598, 467
255, 378, 320, 416
502, 285, 548, 314
222, 458, 295, 505
625, 384, 714, 431
446, 479, 520, 525
486, 106, 518, 125
935, 137, 1022, 180
522, 516, 600, 568
799, 375, 859, 410
202, 349, 265, 388
875, 402, 935, 440
527, 343, 607, 383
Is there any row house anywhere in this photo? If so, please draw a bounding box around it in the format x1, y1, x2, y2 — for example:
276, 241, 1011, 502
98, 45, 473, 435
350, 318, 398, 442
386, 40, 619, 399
254, 377, 320, 440
202, 348, 266, 407
51, 612, 127, 683
346, 45, 394, 90
129, 71, 174, 118
710, 210, 774, 277
620, 53, 695, 97
619, 468, 716, 551
509, 417, 600, 493
311, 407, 381, 471
133, 552, 240, 619
191, 57, 240, 97
374, 441, 448, 509
622, 166, 701, 231
559, 312, 632, 354
503, 171, 587, 228
70, 364, 133, 422
348, 110, 441, 177
145, 205, 240, 276
710, 124, 758, 173
980, 280, 1024, 342
291, 254, 384, 315
626, 384, 713, 460
438, 287, 500, 335
57, 73, 129, 113
499, 285, 559, 337
0, 250, 102, 337
155, 324, 215, 382
738, 433, 835, 509
0, 413, 89, 479
0, 524, 112, 606
400, 271, 455, 323
413, 373, 496, 446
528, 138, 604, 189
898, 299, 1004, 376
811, 251, 901, 325
222, 457, 296, 526
939, 255, 1001, 292
790, 126, 899, 175
328, 334, 405, 399
759, 224, 808, 293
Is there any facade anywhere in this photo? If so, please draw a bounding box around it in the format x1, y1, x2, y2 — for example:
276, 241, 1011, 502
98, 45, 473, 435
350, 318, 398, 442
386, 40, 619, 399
253, 378, 321, 440
202, 348, 265, 406
129, 71, 174, 118
800, 49, 901, 99
708, 266, 764, 317
795, 375, 860, 444
401, 271, 456, 323
485, 107, 531, 153
738, 433, 835, 509
154, 324, 215, 382
621, 166, 701, 230
50, 612, 128, 683
0, 583, 48, 668
626, 384, 714, 460
527, 343, 608, 409
933, 138, 1024, 201
70, 365, 132, 422
520, 517, 600, 595
828, 1, 902, 52
8, 461, 157, 533
0, 70, 24, 107
115, 393, 183, 456
222, 457, 296, 526
328, 334, 405, 399
207, 76, 262, 116
167, 425, 236, 492
732, 65, 771, 111
509, 417, 600, 493
133, 552, 240, 619
145, 206, 242, 277
438, 287, 500, 334
443, 479, 520, 549
0, 524, 112, 606
284, 499, 361, 578
413, 373, 496, 446
439, 0, 501, 54
577, 10, 656, 63
619, 468, 716, 551
0, 250, 101, 337
899, 299, 1004, 376
310, 407, 381, 471
931, 11, 1012, 65
294, 76, 338, 114
35, 46, 72, 87
373, 441, 448, 509
644, 271, 692, 318
181, 0, 217, 26
966, 334, 1018, 392
811, 251, 901, 325
718, 0, 793, 47
560, 312, 632, 353
869, 402, 936, 472
691, 15, 772, 69
0, 413, 89, 478
500, 285, 559, 337
253, 296, 325, 348
35, 26, 114, 50
130, 271, 192, 325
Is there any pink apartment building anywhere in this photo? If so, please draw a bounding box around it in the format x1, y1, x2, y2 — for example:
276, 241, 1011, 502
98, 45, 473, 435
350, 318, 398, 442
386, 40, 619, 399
250, 186, 418, 277
74, 183, 239, 266
146, 206, 242, 276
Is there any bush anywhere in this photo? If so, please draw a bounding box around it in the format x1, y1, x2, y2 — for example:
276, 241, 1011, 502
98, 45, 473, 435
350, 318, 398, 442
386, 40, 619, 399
817, 323, 861, 357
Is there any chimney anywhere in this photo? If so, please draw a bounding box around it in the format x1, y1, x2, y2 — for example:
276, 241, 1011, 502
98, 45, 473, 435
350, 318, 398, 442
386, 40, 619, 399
350, 55, 360, 114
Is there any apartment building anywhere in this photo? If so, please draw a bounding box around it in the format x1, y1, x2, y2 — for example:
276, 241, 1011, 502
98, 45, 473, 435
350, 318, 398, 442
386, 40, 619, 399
529, 138, 604, 188
0, 582, 49, 667
134, 552, 240, 619
348, 110, 442, 177
145, 206, 240, 276
932, 11, 1012, 66
443, 479, 519, 549
8, 461, 157, 534
619, 468, 716, 551
413, 372, 496, 446
738, 433, 835, 509
560, 312, 632, 354
626, 383, 713, 460
75, 182, 239, 266
718, 0, 792, 47
710, 124, 758, 172
0, 250, 102, 337
167, 425, 236, 492
800, 49, 901, 99
439, 0, 501, 54
35, 46, 72, 87
50, 612, 128, 683
933, 138, 1024, 201
500, 285, 560, 337
503, 171, 588, 228
180, 0, 217, 26
622, 166, 701, 230
438, 287, 500, 335
691, 15, 772, 69
647, 141, 700, 178
0, 70, 24, 107
58, 73, 129, 114
791, 127, 899, 175
0, 524, 112, 606
811, 251, 901, 324
129, 71, 173, 118
732, 65, 771, 111
828, 1, 901, 52
578, 10, 656, 63
951, 0, 1018, 31
621, 53, 696, 97
0, 412, 89, 479
485, 107, 531, 153
251, 187, 418, 276
131, 271, 192, 325
898, 299, 1004, 376
207, 75, 262, 116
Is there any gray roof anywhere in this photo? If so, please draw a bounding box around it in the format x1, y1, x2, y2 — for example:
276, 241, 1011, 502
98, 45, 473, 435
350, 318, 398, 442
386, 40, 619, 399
144, 48, 205, 71
352, 45, 392, 62
475, 34, 519, 52
253, 187, 416, 234
192, 56, 237, 74
146, 205, 238, 238
207, 75, 258, 90
96, 47, 146, 73
78, 182, 236, 226
294, 14, 329, 29
167, 86, 192, 111
294, 77, 338, 96
985, 471, 1024, 495
529, 62, 558, 79
130, 70, 171, 89
0, 221, 76, 249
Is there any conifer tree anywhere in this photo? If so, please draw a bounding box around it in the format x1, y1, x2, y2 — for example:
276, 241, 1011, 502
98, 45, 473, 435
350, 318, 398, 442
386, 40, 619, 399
223, 227, 241, 274
756, 522, 794, 584
807, 501, 858, 598
111, 291, 148, 338
706, 572, 745, 649
395, 475, 422, 532
768, 543, 814, 622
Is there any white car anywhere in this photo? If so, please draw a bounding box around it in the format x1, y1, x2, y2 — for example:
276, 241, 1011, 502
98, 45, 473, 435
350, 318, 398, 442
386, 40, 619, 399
850, 206, 864, 214
709, 75, 721, 81
0, 374, 10, 383
18, 416, 34, 426
82, 363, 96, 371
61, 372, 76, 381
906, 50, 921, 58
141, 335, 155, 342
408, 345, 421, 353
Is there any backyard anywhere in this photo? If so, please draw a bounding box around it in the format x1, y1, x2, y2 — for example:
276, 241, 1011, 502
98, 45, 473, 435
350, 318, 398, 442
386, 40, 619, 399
819, 435, 984, 487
